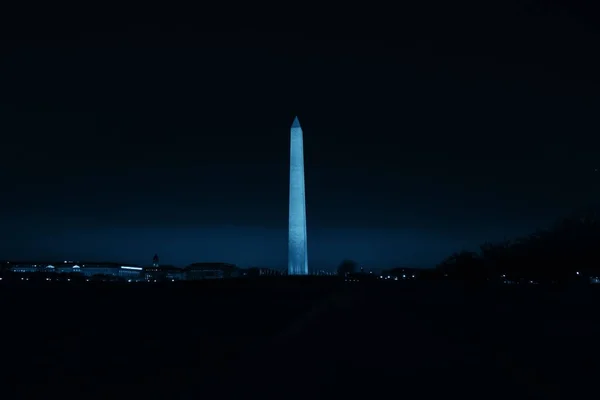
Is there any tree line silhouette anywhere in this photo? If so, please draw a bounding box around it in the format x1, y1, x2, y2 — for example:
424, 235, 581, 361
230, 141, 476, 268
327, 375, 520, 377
432, 208, 600, 284
334, 209, 600, 285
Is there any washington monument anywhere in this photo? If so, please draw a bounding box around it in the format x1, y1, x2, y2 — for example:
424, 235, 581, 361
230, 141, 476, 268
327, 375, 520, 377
288, 116, 308, 275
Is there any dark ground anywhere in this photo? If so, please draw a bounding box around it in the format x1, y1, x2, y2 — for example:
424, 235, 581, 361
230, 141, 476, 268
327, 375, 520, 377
2, 278, 599, 399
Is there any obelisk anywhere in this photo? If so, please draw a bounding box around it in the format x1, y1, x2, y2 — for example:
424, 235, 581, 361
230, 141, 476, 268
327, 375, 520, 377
288, 116, 308, 275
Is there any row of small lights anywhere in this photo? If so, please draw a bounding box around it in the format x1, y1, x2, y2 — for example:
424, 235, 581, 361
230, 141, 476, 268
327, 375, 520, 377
9, 277, 178, 283
345, 274, 416, 282
379, 274, 416, 279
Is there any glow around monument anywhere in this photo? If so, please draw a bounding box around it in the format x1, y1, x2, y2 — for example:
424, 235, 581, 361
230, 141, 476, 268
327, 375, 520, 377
288, 116, 308, 275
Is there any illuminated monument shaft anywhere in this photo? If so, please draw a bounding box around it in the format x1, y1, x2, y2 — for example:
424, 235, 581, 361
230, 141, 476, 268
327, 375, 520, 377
288, 116, 308, 275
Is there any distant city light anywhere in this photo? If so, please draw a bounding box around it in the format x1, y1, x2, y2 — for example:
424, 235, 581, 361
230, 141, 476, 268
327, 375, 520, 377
121, 266, 143, 271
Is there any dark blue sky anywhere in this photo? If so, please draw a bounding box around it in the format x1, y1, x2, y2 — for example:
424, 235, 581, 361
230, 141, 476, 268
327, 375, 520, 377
1, 2, 600, 268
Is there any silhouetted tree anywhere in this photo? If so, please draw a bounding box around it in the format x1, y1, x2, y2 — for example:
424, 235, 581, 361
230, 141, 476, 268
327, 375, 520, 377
440, 208, 600, 284
245, 268, 261, 278
417, 268, 440, 280
436, 251, 486, 283
337, 260, 358, 276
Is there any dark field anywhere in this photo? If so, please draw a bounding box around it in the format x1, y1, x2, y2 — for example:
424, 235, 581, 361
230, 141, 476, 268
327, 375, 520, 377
2, 279, 600, 399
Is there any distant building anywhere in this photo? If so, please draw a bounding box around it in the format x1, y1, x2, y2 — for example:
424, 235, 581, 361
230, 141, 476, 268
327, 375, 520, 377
311, 269, 336, 276
243, 267, 286, 277
152, 254, 159, 268
3, 260, 246, 282
5, 261, 144, 279
144, 265, 185, 281
184, 262, 239, 280
118, 265, 144, 280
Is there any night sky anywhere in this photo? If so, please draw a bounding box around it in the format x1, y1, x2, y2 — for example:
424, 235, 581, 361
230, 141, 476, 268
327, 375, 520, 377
1, 2, 600, 269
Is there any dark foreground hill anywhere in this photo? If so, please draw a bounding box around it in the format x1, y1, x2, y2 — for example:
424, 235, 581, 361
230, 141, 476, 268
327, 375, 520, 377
2, 279, 600, 399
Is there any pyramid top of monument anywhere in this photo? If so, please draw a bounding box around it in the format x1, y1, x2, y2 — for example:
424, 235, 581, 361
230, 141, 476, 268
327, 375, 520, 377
291, 116, 301, 128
